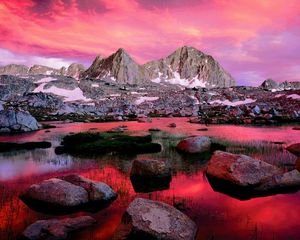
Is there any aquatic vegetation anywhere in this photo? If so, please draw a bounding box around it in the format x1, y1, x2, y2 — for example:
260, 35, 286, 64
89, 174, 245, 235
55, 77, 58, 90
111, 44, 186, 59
55, 132, 162, 155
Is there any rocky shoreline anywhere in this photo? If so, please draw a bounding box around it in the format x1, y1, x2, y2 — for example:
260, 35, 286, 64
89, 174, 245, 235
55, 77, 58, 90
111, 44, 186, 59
0, 75, 299, 130
0, 46, 299, 130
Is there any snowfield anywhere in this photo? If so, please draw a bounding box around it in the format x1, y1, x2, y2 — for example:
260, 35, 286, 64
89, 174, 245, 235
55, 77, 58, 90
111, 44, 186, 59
209, 98, 257, 106
135, 96, 159, 105
150, 71, 207, 88
33, 83, 91, 102
287, 94, 300, 100
34, 77, 57, 84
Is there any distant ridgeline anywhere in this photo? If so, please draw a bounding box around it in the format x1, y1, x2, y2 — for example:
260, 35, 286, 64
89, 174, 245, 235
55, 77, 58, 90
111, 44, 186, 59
0, 46, 235, 88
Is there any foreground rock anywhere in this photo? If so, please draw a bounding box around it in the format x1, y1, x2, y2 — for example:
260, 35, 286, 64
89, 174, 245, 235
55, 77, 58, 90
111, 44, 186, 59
286, 143, 300, 157
0, 109, 40, 133
113, 198, 197, 240
130, 159, 171, 178
20, 174, 117, 213
176, 136, 211, 153
206, 151, 300, 199
130, 160, 172, 193
22, 216, 96, 240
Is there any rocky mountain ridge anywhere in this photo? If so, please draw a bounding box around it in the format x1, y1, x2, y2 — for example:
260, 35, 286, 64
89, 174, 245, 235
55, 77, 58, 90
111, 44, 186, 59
143, 46, 235, 88
0, 46, 236, 88
0, 73, 299, 125
0, 63, 85, 79
82, 46, 235, 88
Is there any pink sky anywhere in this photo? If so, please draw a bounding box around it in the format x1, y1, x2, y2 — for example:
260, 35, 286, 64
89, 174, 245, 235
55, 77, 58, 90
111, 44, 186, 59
0, 0, 300, 85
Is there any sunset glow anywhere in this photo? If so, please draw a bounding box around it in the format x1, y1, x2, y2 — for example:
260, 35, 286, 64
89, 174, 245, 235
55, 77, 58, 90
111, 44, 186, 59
0, 0, 300, 85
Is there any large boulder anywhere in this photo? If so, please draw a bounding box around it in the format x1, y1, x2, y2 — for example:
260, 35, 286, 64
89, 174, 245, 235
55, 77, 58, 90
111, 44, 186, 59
176, 136, 211, 154
22, 216, 96, 240
286, 143, 300, 157
113, 198, 197, 240
0, 109, 40, 133
206, 151, 281, 187
206, 151, 300, 200
130, 159, 171, 178
20, 174, 117, 213
130, 160, 172, 193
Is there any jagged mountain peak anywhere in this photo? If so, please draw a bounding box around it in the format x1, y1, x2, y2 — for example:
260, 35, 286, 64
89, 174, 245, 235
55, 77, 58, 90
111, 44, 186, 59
82, 48, 144, 84
144, 46, 235, 88
109, 48, 135, 62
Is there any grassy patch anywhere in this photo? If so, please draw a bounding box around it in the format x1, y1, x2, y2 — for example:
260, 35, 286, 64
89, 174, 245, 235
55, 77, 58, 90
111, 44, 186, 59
55, 132, 161, 155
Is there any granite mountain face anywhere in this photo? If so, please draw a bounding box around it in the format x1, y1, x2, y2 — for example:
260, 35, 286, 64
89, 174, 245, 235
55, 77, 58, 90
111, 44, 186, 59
81, 48, 146, 84
0, 64, 29, 75
143, 46, 235, 88
0, 63, 85, 80
82, 46, 235, 87
0, 46, 236, 88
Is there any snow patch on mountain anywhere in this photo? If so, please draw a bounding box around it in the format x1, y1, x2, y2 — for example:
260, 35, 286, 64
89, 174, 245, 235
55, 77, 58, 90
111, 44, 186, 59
135, 96, 159, 105
151, 71, 207, 88
209, 98, 257, 106
287, 94, 300, 100
35, 77, 57, 84
33, 83, 91, 102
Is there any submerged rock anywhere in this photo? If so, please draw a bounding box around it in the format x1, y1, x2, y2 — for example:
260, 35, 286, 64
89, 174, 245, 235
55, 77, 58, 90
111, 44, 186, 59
20, 174, 117, 214
0, 110, 40, 133
286, 143, 300, 157
22, 216, 96, 240
176, 136, 211, 154
113, 198, 197, 240
206, 151, 300, 200
168, 123, 177, 128
149, 128, 161, 132
130, 160, 172, 193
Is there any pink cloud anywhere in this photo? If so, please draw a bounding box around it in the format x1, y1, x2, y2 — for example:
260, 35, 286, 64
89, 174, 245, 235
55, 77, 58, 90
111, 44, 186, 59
0, 0, 299, 85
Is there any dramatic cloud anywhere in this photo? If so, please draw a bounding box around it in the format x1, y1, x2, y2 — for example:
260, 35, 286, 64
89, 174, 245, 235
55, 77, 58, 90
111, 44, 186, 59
0, 0, 299, 85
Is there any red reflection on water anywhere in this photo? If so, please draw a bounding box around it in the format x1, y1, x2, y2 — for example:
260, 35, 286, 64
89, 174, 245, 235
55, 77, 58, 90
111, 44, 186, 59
0, 119, 300, 239
1, 164, 300, 239
0, 118, 299, 144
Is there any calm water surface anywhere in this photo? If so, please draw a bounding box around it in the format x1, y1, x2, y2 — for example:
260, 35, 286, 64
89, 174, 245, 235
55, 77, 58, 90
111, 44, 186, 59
0, 118, 299, 240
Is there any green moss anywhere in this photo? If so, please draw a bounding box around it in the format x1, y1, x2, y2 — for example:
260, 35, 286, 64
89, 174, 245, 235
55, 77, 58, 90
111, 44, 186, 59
0, 141, 51, 152
56, 132, 161, 155
62, 132, 104, 146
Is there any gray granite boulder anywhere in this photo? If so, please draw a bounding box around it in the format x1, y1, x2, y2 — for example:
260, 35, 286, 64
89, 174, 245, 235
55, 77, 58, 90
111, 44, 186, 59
176, 136, 211, 154
113, 198, 197, 240
0, 109, 40, 133
130, 159, 171, 178
206, 151, 300, 199
20, 174, 117, 213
